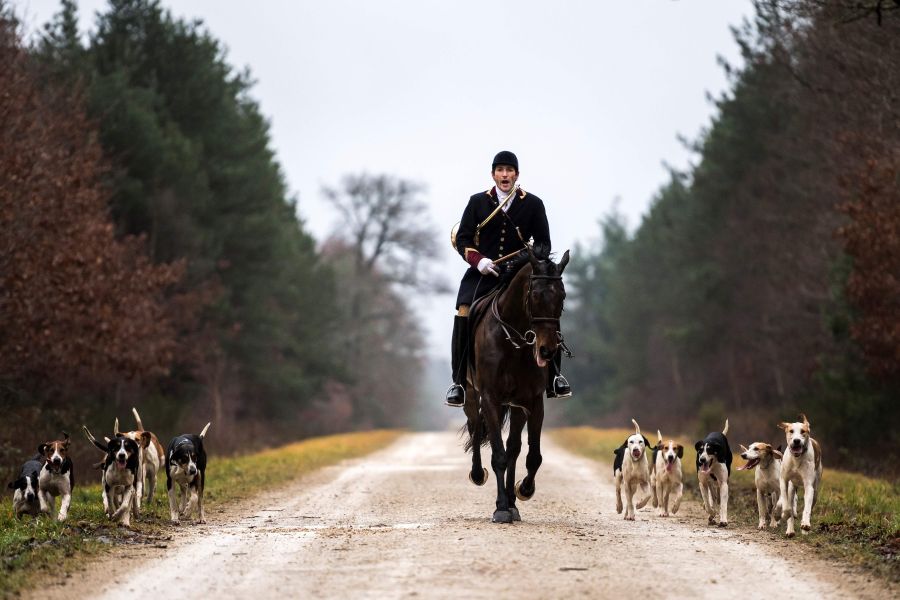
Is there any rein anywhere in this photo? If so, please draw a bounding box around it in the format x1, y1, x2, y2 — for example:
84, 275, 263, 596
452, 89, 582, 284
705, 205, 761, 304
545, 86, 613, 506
490, 272, 571, 357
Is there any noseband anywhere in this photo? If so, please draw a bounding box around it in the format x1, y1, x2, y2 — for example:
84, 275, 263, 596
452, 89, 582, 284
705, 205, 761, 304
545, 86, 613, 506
491, 273, 571, 356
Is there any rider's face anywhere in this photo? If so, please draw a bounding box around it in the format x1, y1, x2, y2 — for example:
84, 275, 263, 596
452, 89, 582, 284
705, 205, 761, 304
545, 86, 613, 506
492, 165, 518, 193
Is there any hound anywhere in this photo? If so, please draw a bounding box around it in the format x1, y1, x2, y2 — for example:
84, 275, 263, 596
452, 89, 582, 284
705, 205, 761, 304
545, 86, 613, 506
8, 456, 43, 518
166, 422, 211, 525
738, 442, 792, 530
695, 419, 732, 527
37, 433, 74, 521
651, 430, 684, 517
84, 426, 140, 527
115, 408, 166, 506
614, 419, 652, 521
777, 414, 823, 537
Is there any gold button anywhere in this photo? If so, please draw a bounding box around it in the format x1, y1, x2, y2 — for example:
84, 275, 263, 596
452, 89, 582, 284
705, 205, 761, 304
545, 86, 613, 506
500, 237, 505, 242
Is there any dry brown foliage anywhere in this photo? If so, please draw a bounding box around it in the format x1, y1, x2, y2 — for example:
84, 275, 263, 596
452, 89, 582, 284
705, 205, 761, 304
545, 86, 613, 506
0, 19, 183, 392
837, 148, 900, 380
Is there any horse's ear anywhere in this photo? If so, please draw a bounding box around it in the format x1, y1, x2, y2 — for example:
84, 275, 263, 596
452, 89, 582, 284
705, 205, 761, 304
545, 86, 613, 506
557, 250, 570, 274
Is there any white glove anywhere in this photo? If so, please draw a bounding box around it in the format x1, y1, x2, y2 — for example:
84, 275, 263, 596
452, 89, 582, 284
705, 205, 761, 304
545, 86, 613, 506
477, 257, 499, 276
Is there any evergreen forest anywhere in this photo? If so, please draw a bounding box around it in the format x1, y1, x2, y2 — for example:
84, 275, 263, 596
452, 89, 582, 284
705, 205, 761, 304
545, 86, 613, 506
559, 1, 899, 473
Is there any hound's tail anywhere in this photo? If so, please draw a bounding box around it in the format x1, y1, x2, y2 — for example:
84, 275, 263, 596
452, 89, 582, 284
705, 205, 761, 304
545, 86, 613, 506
722, 419, 729, 435
132, 407, 145, 431
632, 418, 641, 435
82, 425, 106, 452
657, 429, 663, 446
199, 422, 211, 439
114, 417, 120, 436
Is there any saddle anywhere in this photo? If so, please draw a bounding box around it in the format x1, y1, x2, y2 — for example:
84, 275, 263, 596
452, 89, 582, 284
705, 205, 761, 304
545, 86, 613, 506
465, 284, 506, 379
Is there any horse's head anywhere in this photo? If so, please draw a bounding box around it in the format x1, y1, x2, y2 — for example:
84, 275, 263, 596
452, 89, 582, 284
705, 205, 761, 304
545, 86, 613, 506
526, 249, 569, 368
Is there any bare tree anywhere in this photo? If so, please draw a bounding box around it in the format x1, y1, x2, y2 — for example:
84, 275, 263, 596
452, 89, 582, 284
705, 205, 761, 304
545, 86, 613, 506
319, 173, 445, 428
322, 173, 449, 293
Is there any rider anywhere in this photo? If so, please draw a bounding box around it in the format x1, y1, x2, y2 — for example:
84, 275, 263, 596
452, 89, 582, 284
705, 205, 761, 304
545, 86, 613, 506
445, 150, 572, 407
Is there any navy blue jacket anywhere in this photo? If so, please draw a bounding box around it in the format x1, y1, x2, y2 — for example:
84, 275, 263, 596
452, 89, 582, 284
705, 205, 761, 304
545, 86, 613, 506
454, 187, 551, 308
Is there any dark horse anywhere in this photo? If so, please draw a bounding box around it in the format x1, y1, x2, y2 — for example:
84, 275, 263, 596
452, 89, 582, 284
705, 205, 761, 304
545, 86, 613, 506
463, 249, 569, 523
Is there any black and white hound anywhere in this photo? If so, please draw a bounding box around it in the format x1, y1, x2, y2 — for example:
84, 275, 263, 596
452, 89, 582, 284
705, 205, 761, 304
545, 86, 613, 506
695, 419, 732, 527
165, 422, 211, 525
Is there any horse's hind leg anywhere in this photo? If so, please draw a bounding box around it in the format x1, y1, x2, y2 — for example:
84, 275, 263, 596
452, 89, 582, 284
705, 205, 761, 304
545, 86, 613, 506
465, 397, 488, 486
515, 397, 544, 502
483, 400, 512, 524
469, 420, 488, 486
504, 409, 527, 522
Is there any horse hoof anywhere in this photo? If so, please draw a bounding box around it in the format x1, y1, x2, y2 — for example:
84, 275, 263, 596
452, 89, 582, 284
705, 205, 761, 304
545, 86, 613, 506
468, 468, 488, 486
514, 480, 534, 501
509, 506, 521, 522
492, 510, 513, 524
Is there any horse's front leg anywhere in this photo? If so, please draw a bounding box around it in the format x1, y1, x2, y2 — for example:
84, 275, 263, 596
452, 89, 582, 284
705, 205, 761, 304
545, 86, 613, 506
504, 409, 527, 522
482, 400, 511, 523
515, 396, 544, 502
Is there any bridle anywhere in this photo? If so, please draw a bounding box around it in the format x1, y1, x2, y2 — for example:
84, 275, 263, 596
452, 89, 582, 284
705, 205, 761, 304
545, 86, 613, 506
491, 271, 571, 357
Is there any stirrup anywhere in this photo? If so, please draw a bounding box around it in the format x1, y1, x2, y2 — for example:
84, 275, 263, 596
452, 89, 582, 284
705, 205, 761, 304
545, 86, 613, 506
547, 374, 572, 399
444, 384, 465, 407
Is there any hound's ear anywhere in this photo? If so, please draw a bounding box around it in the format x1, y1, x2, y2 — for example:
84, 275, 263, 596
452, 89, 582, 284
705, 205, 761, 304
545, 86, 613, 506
773, 449, 784, 459
140, 431, 152, 449
557, 250, 570, 274
38, 443, 48, 456
694, 441, 703, 452
739, 444, 749, 452
778, 422, 791, 431
676, 445, 684, 459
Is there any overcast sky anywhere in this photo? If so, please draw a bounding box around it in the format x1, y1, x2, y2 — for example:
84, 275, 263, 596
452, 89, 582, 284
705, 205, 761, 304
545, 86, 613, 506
17, 0, 753, 359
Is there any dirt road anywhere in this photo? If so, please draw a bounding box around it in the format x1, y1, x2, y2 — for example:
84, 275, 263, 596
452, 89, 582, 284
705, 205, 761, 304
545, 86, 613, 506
39, 432, 885, 599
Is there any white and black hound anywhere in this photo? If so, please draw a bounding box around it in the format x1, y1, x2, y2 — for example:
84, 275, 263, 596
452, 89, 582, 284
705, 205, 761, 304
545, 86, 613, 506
777, 414, 823, 537
37, 432, 74, 521
83, 426, 141, 527
8, 456, 43, 518
614, 419, 652, 520
695, 419, 732, 527
166, 422, 211, 525
114, 408, 166, 507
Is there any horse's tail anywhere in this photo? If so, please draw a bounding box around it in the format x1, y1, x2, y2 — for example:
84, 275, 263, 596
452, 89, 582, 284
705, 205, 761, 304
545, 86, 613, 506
460, 419, 479, 453
460, 404, 510, 453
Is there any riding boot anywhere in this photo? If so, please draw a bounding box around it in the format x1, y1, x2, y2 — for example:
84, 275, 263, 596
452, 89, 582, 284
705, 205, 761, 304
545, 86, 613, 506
445, 316, 468, 407
546, 350, 572, 399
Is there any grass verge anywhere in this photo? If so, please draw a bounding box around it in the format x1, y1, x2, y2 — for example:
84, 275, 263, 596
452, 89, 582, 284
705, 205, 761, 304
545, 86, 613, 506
0, 429, 402, 597
551, 426, 899, 583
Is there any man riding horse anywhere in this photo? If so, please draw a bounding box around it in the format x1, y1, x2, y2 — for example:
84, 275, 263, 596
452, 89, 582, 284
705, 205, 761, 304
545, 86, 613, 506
445, 150, 572, 407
